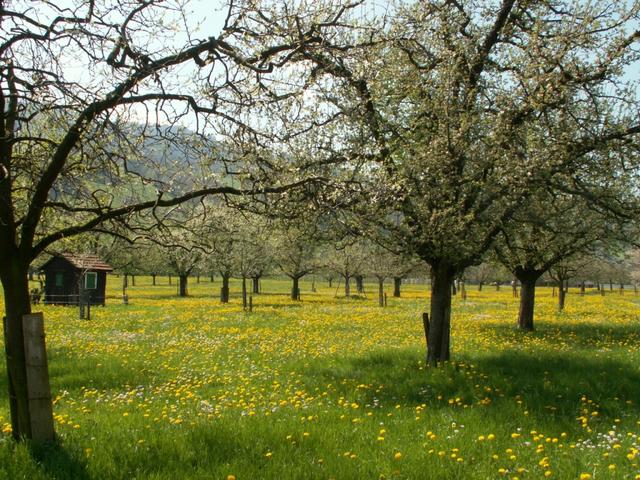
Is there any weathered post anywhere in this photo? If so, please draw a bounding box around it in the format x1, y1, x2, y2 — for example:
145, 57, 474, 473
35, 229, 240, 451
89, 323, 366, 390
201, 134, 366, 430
4, 313, 55, 443
422, 312, 430, 360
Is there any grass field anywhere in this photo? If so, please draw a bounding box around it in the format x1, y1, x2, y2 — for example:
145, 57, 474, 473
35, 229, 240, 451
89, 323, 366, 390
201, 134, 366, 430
0, 277, 639, 479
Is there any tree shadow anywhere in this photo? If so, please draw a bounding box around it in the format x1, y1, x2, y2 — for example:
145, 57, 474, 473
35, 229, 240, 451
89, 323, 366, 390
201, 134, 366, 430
300, 348, 640, 428
30, 439, 90, 480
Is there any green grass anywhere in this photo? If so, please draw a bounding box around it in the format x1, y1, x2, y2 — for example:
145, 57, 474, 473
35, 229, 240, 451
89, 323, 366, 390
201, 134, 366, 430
0, 277, 639, 479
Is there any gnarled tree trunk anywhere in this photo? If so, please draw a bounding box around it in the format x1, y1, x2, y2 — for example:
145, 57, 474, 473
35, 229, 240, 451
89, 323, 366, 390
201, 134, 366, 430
179, 274, 188, 297
393, 277, 401, 297
1, 256, 55, 442
514, 268, 543, 331
378, 277, 385, 307
291, 276, 301, 300
427, 262, 455, 365
558, 279, 566, 311
220, 274, 230, 303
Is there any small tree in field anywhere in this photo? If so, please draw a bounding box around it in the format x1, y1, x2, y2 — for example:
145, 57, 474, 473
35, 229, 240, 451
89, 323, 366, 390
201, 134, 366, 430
271, 223, 321, 301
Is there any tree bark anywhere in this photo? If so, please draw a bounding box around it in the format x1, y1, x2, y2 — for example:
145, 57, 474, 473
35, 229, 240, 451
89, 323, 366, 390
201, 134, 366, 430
122, 274, 128, 296
179, 274, 188, 297
242, 277, 247, 308
580, 281, 585, 296
558, 279, 566, 311
378, 277, 384, 307
451, 280, 457, 296
393, 277, 401, 297
291, 276, 301, 301
131, 274, 135, 286
168, 274, 172, 285
1, 257, 55, 442
344, 276, 351, 298
478, 281, 483, 291
355, 275, 364, 294
426, 262, 455, 365
515, 269, 542, 331
220, 275, 230, 303
152, 274, 156, 286
252, 276, 260, 294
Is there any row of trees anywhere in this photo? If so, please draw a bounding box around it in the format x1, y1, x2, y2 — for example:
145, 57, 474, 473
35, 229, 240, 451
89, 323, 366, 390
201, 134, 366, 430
97, 211, 640, 308
2, 0, 639, 442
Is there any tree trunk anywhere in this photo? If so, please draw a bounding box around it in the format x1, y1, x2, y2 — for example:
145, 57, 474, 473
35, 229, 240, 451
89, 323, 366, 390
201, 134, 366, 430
426, 262, 455, 365
210, 273, 214, 282
122, 274, 128, 296
197, 275, 200, 284
515, 270, 541, 331
558, 279, 566, 311
131, 274, 135, 286
291, 276, 301, 301
355, 275, 364, 294
1, 258, 55, 442
242, 277, 247, 308
378, 277, 385, 307
252, 276, 260, 294
152, 274, 156, 286
328, 278, 333, 288
179, 274, 188, 297
220, 275, 230, 303
451, 280, 457, 296
609, 279, 613, 291
393, 277, 401, 297
168, 274, 172, 285
580, 281, 585, 296
344, 276, 351, 298
478, 281, 483, 292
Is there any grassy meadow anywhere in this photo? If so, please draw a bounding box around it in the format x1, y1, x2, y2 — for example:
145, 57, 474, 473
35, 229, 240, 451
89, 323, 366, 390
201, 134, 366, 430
0, 276, 639, 479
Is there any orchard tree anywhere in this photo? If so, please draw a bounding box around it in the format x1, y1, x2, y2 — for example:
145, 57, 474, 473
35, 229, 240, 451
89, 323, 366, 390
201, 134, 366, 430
0, 0, 361, 442
299, 0, 640, 363
495, 190, 614, 330
271, 223, 321, 301
324, 241, 368, 298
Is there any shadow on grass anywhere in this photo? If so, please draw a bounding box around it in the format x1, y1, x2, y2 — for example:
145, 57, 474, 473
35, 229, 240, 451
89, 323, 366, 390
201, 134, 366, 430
482, 318, 640, 351
300, 347, 640, 428
30, 440, 90, 480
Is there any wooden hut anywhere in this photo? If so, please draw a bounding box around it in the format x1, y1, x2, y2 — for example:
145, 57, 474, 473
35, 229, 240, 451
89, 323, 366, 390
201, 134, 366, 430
41, 253, 113, 305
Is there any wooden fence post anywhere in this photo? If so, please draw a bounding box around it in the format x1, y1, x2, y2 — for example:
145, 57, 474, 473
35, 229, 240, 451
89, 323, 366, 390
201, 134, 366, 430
422, 312, 430, 350
19, 313, 55, 443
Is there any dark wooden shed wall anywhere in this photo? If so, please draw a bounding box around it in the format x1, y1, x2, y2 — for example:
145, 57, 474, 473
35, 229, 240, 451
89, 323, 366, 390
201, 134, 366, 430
42, 257, 108, 306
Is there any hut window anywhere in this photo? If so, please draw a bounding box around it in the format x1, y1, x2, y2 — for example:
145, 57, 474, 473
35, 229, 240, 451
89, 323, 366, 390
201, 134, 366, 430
55, 272, 64, 287
85, 272, 97, 290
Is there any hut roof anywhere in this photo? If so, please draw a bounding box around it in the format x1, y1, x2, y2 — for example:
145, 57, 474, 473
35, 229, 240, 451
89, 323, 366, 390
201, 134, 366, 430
43, 253, 113, 272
